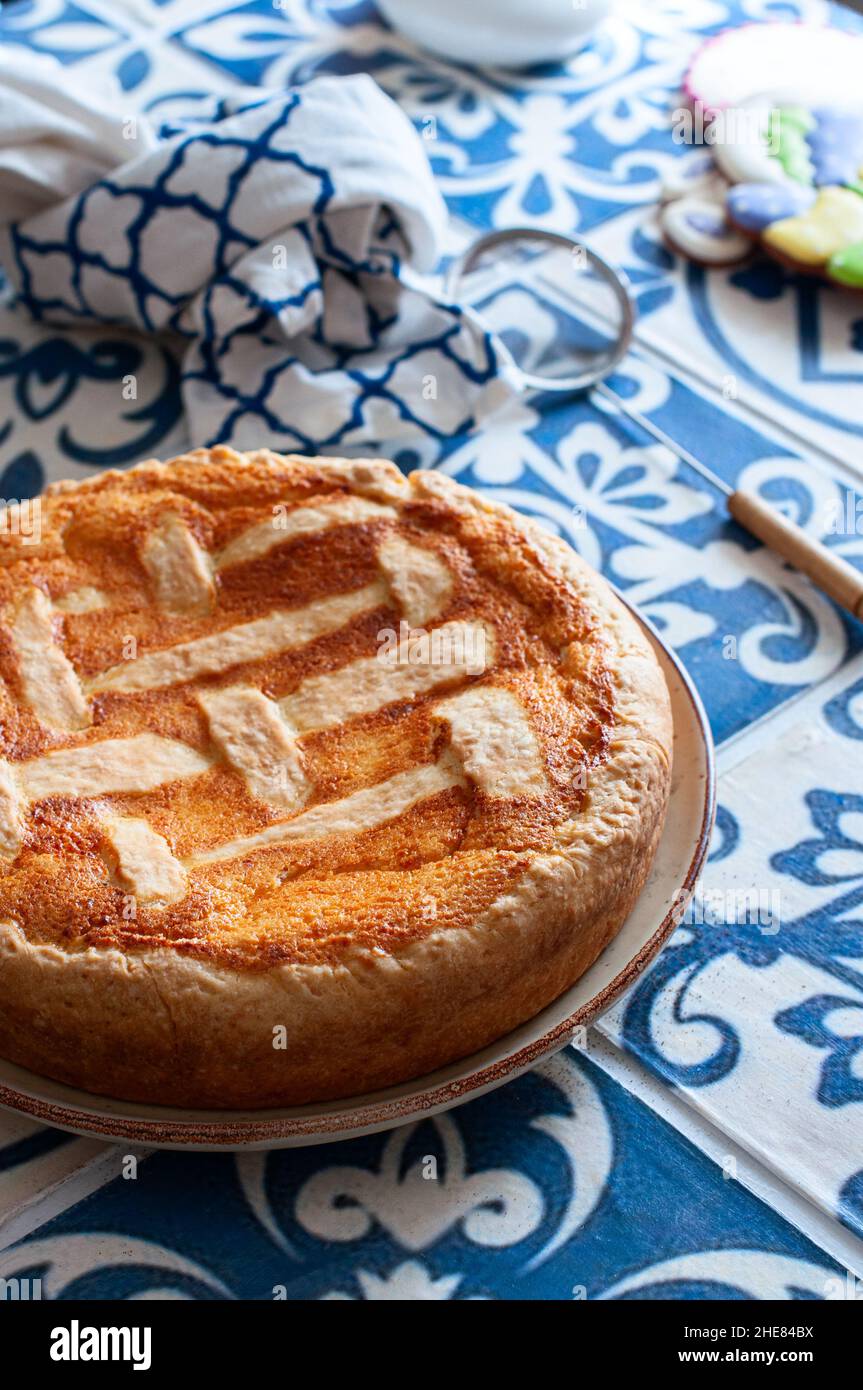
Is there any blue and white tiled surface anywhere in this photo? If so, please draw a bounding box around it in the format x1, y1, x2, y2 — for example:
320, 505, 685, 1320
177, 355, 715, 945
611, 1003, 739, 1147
0, 1051, 850, 1301
2, 0, 863, 1300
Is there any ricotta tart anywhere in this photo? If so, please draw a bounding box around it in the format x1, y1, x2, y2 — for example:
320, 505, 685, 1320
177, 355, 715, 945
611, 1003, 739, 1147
0, 448, 672, 1108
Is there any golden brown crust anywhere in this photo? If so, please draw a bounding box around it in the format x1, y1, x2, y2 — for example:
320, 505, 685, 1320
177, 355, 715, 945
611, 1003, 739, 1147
0, 448, 672, 1107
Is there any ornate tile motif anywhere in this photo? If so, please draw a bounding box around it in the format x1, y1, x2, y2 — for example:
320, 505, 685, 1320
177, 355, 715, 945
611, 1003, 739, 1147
600, 654, 863, 1241
0, 1054, 844, 1300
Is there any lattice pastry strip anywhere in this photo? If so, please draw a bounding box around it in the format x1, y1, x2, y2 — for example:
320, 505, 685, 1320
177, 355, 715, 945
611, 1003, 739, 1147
10, 588, 89, 731
196, 685, 309, 814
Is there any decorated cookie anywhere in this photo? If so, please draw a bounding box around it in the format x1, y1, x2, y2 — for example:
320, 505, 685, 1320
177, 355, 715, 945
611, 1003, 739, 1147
764, 187, 863, 267
670, 80, 863, 290
713, 96, 819, 188
660, 192, 751, 266
684, 22, 863, 115
726, 181, 816, 234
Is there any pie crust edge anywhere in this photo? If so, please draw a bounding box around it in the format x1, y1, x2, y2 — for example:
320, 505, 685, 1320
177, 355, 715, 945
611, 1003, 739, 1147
0, 452, 673, 1109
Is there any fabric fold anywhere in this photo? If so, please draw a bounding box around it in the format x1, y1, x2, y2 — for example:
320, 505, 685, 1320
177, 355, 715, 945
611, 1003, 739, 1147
0, 58, 516, 452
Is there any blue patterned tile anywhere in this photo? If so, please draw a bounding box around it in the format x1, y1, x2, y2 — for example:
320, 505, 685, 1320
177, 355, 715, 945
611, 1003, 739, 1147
0, 307, 184, 485
0, 0, 128, 64
599, 654, 863, 1242
435, 277, 863, 743
0, 1054, 844, 1300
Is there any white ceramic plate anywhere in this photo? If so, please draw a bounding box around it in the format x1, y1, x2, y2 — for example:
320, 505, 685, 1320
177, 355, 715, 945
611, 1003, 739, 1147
0, 610, 714, 1151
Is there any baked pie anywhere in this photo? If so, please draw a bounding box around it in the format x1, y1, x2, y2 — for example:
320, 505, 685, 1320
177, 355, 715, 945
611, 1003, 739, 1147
0, 448, 672, 1108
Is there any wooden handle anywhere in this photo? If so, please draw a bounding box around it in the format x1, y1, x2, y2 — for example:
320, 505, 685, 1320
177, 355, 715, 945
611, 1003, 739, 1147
729, 489, 863, 620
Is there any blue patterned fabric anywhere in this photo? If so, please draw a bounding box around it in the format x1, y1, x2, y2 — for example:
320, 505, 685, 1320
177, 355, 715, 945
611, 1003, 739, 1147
1, 0, 863, 1301
0, 65, 514, 451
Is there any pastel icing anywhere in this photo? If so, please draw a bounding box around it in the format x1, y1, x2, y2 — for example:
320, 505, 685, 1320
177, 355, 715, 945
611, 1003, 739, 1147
768, 107, 815, 185
827, 238, 863, 287
660, 194, 752, 265
772, 105, 815, 135
808, 109, 863, 188
686, 208, 726, 235
764, 186, 863, 267
726, 181, 816, 233
683, 23, 863, 116
714, 99, 863, 194
714, 108, 795, 188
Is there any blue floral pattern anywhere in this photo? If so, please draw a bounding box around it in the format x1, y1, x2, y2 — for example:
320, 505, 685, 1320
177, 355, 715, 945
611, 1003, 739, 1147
0, 1054, 844, 1300
599, 653, 863, 1241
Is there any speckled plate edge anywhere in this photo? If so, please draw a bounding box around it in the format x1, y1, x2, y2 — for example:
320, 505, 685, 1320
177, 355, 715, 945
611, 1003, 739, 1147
0, 603, 715, 1150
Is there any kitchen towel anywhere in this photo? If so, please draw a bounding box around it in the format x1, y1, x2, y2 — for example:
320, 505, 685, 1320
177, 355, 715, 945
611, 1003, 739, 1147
0, 54, 515, 453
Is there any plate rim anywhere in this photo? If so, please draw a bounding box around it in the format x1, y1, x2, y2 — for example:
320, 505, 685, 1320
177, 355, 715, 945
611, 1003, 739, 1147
0, 603, 715, 1148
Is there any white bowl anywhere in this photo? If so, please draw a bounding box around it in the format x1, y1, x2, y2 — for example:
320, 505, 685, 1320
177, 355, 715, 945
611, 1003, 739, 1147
375, 0, 611, 68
